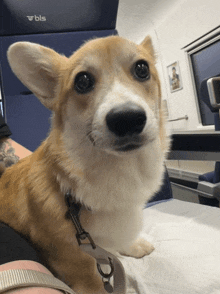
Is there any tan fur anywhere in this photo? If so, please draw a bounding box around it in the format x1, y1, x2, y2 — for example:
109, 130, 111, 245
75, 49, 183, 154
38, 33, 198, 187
0, 35, 170, 293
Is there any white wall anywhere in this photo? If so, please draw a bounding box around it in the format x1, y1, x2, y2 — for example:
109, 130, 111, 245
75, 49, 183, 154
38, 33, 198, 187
117, 0, 181, 135
117, 0, 178, 44
117, 0, 219, 173
117, 0, 220, 133
155, 0, 220, 133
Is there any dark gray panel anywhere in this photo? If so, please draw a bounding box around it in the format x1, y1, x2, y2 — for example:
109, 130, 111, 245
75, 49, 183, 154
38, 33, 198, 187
1, 0, 119, 36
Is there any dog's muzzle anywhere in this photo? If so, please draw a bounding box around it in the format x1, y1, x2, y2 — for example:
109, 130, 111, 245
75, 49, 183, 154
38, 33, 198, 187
106, 103, 147, 151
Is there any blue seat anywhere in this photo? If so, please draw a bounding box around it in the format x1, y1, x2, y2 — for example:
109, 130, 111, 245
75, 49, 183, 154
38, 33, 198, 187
198, 79, 220, 206
148, 168, 173, 206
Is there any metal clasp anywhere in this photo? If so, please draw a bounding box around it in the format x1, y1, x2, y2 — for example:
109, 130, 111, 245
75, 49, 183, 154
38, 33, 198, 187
65, 192, 96, 249
97, 258, 114, 293
97, 258, 114, 279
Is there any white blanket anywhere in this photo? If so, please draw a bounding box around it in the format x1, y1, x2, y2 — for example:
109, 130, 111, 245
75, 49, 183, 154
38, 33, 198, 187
119, 199, 220, 294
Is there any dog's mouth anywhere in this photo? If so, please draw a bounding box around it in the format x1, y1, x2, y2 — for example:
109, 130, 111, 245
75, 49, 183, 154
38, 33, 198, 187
115, 143, 142, 152
113, 135, 145, 152
88, 131, 150, 153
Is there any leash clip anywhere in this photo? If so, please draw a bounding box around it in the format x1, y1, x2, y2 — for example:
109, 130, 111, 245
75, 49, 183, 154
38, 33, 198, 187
65, 192, 126, 293
76, 231, 96, 249
65, 192, 96, 249
97, 258, 114, 293
97, 258, 114, 279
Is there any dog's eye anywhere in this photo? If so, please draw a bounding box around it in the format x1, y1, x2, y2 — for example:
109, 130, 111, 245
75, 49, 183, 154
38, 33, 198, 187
74, 72, 95, 94
133, 60, 150, 81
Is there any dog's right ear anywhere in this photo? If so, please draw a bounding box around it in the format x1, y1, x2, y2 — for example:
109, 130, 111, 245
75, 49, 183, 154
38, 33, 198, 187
140, 36, 156, 61
7, 42, 67, 111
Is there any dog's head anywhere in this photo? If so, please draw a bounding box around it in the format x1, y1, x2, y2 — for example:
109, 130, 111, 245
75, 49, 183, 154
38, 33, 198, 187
7, 36, 168, 158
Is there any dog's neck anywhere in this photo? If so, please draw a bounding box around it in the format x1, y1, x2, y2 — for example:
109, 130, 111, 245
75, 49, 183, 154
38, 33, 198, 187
43, 132, 165, 212
64, 143, 163, 211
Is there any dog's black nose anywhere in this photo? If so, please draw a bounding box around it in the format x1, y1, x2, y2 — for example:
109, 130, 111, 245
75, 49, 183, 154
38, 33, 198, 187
106, 103, 147, 137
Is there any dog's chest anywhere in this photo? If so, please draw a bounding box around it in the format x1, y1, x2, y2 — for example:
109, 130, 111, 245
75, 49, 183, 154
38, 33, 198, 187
75, 146, 164, 211
76, 162, 150, 211
62, 143, 165, 250
80, 204, 144, 252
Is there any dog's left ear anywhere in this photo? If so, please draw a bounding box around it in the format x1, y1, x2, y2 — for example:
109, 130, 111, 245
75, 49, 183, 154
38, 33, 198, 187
7, 42, 67, 111
140, 36, 156, 61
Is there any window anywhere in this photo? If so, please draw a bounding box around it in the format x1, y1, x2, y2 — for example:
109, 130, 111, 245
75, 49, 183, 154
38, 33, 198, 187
187, 33, 220, 126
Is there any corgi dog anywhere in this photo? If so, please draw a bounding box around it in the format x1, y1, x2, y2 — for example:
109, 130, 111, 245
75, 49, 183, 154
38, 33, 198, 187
0, 35, 170, 293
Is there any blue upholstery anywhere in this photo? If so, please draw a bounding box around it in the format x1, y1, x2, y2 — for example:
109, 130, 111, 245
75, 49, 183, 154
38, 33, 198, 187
199, 171, 215, 183
148, 168, 173, 204
1, 0, 119, 36
198, 78, 220, 206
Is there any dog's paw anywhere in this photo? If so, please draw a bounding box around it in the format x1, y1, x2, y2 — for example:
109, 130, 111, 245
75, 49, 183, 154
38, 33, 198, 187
121, 237, 155, 258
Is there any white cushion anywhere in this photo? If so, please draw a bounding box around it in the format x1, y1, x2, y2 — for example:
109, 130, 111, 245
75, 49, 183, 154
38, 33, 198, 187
119, 199, 220, 294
